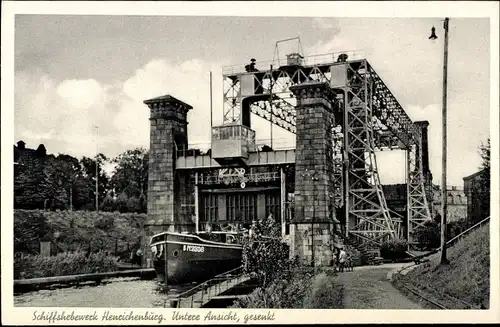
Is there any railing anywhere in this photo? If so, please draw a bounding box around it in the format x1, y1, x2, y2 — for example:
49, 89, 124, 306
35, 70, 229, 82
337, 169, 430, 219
175, 139, 296, 158
444, 216, 490, 249
200, 171, 280, 185
406, 216, 491, 260
222, 50, 367, 75
170, 266, 247, 308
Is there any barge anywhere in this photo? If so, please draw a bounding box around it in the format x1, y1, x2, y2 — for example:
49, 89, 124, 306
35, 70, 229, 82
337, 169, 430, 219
150, 231, 243, 284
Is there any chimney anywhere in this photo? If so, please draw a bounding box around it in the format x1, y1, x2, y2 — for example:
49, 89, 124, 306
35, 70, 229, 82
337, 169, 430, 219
17, 140, 26, 150
35, 144, 47, 157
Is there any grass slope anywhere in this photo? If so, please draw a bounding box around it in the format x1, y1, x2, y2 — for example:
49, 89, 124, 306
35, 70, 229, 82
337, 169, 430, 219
14, 210, 147, 260
396, 223, 490, 308
14, 210, 148, 279
232, 268, 344, 309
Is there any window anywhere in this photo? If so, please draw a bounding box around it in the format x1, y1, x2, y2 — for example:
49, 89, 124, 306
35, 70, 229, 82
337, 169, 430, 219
212, 128, 220, 140
265, 192, 281, 223
226, 193, 257, 222
200, 194, 218, 222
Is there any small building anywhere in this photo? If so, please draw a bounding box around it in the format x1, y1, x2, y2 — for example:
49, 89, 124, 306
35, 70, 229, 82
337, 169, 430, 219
431, 185, 467, 222
463, 170, 490, 224
381, 183, 467, 224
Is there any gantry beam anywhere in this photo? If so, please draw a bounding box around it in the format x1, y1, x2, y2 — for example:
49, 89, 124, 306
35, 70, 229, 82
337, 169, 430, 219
222, 56, 421, 150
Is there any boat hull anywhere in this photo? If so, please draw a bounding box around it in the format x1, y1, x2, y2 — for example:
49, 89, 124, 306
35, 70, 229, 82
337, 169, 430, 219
150, 233, 243, 284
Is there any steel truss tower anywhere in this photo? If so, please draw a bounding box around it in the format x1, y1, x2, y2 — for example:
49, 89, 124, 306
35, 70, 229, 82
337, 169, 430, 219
222, 52, 431, 248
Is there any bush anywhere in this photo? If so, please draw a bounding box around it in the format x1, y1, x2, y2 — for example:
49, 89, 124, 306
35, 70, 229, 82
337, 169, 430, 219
447, 219, 473, 240
14, 210, 52, 255
380, 239, 408, 260
413, 220, 441, 250
14, 251, 120, 279
232, 267, 314, 308
100, 194, 117, 212
94, 215, 115, 230
233, 268, 345, 309
241, 215, 291, 287
302, 272, 344, 309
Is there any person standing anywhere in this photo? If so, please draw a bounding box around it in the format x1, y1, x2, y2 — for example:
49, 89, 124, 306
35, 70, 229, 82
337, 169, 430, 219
339, 247, 347, 273
133, 247, 143, 267
333, 247, 341, 272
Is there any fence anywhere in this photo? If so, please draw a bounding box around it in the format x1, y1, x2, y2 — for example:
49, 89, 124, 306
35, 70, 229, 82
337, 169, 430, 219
169, 266, 251, 308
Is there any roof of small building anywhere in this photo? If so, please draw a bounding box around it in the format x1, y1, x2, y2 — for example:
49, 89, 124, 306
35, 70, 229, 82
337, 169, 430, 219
143, 94, 193, 109
463, 169, 487, 181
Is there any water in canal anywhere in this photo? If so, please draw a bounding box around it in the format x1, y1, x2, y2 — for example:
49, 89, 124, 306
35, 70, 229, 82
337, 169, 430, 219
14, 277, 194, 308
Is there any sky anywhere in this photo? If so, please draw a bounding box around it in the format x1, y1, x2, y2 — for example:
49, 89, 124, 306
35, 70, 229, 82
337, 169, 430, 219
14, 15, 491, 186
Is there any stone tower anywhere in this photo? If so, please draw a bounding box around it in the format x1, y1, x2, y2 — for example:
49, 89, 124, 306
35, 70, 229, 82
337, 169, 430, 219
288, 82, 340, 266
414, 120, 433, 206
143, 95, 192, 234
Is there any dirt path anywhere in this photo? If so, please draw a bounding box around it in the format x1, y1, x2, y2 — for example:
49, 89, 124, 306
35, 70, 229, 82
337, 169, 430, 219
335, 265, 422, 309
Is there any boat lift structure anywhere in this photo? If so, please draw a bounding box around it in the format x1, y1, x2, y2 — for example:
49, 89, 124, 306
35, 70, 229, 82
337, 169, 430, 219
143, 37, 435, 272
220, 38, 433, 248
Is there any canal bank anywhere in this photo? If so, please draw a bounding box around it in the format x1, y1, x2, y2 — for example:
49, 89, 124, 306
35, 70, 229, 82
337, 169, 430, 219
14, 268, 156, 294
14, 277, 193, 307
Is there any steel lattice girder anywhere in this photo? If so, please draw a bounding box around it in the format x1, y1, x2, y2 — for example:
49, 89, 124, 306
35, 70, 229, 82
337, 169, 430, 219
367, 63, 421, 148
406, 143, 432, 244
222, 58, 431, 246
222, 59, 422, 149
343, 60, 399, 248
222, 62, 332, 130
332, 125, 344, 208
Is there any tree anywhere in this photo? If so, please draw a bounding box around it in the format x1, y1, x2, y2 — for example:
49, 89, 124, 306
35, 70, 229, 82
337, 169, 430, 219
241, 215, 292, 287
126, 196, 141, 213
80, 153, 111, 209
14, 148, 61, 210
48, 154, 85, 210
100, 194, 117, 212
115, 192, 129, 213
110, 148, 148, 199
477, 138, 491, 221
479, 138, 490, 171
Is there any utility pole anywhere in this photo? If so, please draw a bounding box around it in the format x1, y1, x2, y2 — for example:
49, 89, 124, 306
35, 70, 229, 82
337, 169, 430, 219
440, 17, 450, 265
430, 18, 450, 264
210, 71, 213, 130
95, 125, 99, 212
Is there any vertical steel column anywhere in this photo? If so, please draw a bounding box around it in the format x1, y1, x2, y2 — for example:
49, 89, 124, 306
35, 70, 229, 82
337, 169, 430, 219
195, 172, 199, 233
343, 64, 350, 239
406, 146, 412, 248
280, 167, 286, 236
345, 60, 396, 248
